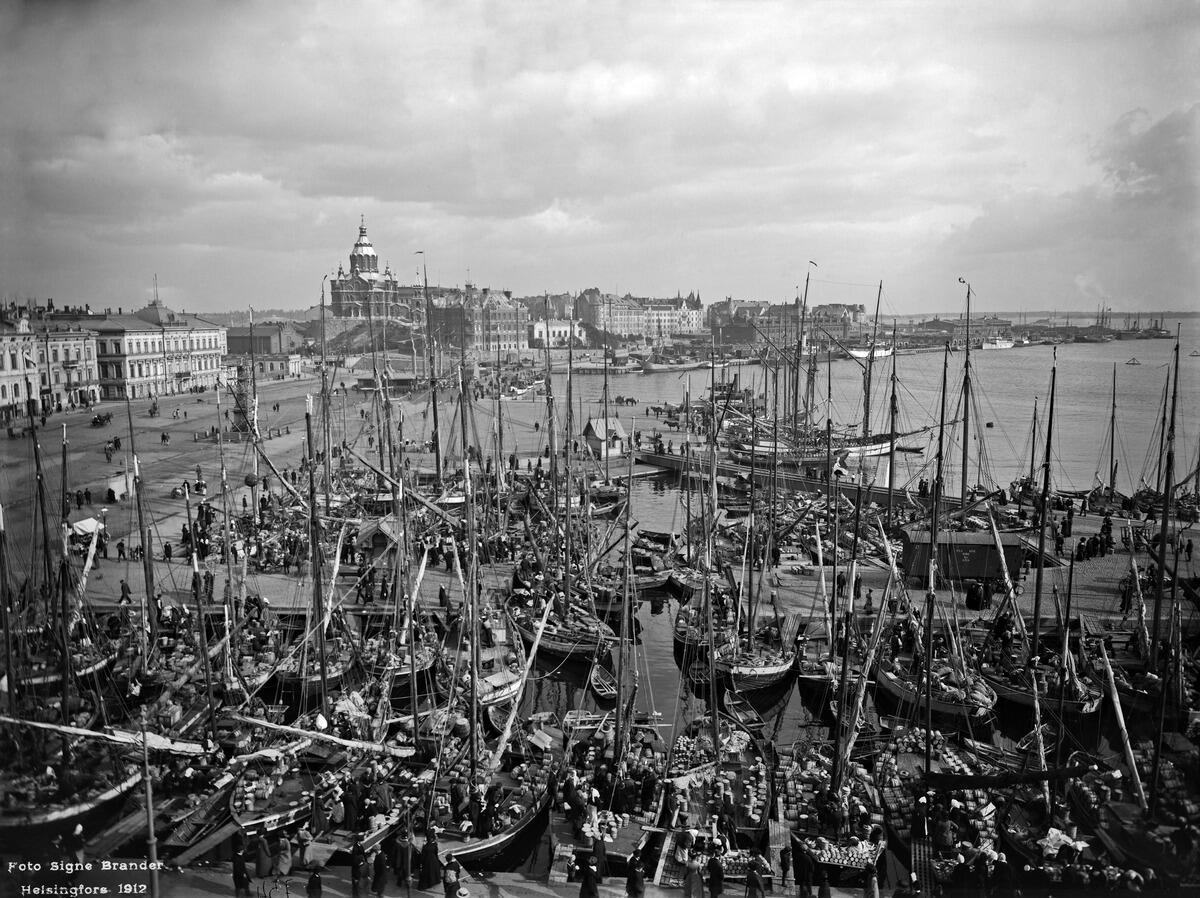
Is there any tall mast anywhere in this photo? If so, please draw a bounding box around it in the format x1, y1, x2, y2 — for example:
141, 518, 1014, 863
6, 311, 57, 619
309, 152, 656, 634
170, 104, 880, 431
215, 384, 237, 679
886, 325, 899, 531
563, 298, 575, 632
419, 254, 443, 486
1149, 336, 1179, 669
543, 296, 558, 528
248, 309, 259, 528
58, 426, 70, 731
614, 436, 635, 760
1027, 397, 1039, 489
1108, 364, 1118, 500
926, 343, 951, 773
1031, 351, 1058, 663
958, 279, 972, 503
182, 487, 218, 745
320, 277, 332, 517
304, 397, 330, 724
458, 365, 479, 779
602, 296, 611, 486
862, 281, 882, 439
0, 503, 15, 718
825, 348, 833, 495
126, 400, 158, 647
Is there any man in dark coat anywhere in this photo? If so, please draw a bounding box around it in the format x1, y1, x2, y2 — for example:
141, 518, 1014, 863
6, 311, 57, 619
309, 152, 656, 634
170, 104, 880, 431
793, 839, 815, 898
371, 848, 388, 898
706, 849, 725, 898
343, 786, 360, 832
391, 827, 413, 886
349, 842, 367, 898
232, 845, 252, 898
417, 830, 442, 889
305, 869, 322, 898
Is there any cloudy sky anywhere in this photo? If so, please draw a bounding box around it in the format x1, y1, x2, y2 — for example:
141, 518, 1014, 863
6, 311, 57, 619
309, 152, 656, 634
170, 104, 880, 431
0, 0, 1196, 316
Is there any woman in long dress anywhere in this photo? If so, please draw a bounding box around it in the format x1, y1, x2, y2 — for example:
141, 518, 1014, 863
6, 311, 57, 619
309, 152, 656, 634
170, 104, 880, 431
417, 831, 442, 889
683, 851, 705, 898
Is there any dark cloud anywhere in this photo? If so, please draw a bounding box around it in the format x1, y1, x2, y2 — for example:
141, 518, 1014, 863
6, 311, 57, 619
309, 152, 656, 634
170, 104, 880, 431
0, 0, 1196, 311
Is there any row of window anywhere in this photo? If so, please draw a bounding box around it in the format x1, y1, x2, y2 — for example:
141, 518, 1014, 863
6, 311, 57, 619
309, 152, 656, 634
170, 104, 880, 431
100, 354, 222, 380
100, 333, 225, 357
0, 343, 94, 369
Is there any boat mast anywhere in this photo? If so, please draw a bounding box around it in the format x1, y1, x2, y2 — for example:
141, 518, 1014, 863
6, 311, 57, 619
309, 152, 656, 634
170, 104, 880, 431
603, 296, 611, 486
1031, 351, 1058, 663
564, 299, 575, 635
458, 364, 480, 780
862, 281, 882, 440
543, 296, 558, 525
1149, 335, 1179, 669
419, 254, 443, 486
825, 348, 833, 495
249, 308, 259, 527
886, 324, 899, 531
182, 487, 218, 746
126, 399, 159, 647
1108, 364, 1117, 501
958, 279, 972, 503
614, 436, 635, 760
925, 343, 951, 773
214, 385, 237, 688
0, 503, 15, 719
58, 426, 70, 732
304, 397, 331, 724
1027, 397, 1038, 490
320, 276, 332, 517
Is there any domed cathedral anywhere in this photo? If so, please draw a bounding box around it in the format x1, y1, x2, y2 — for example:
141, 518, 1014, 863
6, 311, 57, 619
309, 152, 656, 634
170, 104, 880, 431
328, 220, 420, 326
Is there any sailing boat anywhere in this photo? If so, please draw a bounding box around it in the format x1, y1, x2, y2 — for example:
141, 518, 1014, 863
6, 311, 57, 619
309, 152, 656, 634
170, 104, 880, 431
872, 346, 997, 723
0, 425, 143, 850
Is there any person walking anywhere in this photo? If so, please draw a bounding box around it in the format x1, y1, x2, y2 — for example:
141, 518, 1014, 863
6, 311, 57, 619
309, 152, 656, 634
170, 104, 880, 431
305, 869, 322, 898
1187, 538, 1194, 562
571, 855, 602, 898
682, 851, 704, 898
625, 850, 646, 898
417, 831, 442, 889
371, 848, 388, 898
232, 844, 253, 898
705, 849, 725, 898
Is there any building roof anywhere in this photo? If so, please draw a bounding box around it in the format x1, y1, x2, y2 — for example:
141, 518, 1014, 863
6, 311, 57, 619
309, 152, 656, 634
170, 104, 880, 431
582, 417, 628, 441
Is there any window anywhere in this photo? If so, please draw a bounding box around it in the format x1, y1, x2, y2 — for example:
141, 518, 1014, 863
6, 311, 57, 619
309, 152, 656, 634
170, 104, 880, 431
38, 350, 45, 363
86, 346, 93, 360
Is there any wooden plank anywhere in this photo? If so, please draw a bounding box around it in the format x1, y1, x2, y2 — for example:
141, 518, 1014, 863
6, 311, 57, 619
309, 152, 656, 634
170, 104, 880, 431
169, 819, 240, 867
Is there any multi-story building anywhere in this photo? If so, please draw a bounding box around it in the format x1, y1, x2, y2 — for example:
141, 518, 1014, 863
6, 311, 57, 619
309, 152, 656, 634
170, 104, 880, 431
0, 303, 101, 420
481, 298, 529, 353
53, 301, 227, 400
328, 222, 421, 329
528, 319, 585, 348
578, 291, 703, 339
226, 322, 305, 355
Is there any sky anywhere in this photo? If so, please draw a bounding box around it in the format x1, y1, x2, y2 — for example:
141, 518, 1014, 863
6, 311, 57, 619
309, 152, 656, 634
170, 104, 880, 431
0, 0, 1196, 318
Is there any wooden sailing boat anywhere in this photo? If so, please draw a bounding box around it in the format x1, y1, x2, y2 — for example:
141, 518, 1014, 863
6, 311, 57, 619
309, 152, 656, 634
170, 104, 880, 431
872, 345, 997, 723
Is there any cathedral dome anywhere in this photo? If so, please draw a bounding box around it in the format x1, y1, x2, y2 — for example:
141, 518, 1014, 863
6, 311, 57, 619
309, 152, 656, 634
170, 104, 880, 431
349, 221, 378, 273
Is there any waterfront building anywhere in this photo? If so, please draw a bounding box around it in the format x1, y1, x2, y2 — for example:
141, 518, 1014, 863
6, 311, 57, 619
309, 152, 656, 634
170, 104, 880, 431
528, 319, 584, 348
0, 303, 101, 420
52, 300, 227, 400
577, 290, 702, 339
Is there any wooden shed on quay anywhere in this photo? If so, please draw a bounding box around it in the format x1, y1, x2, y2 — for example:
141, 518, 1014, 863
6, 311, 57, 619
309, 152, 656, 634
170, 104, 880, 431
899, 528, 1026, 603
